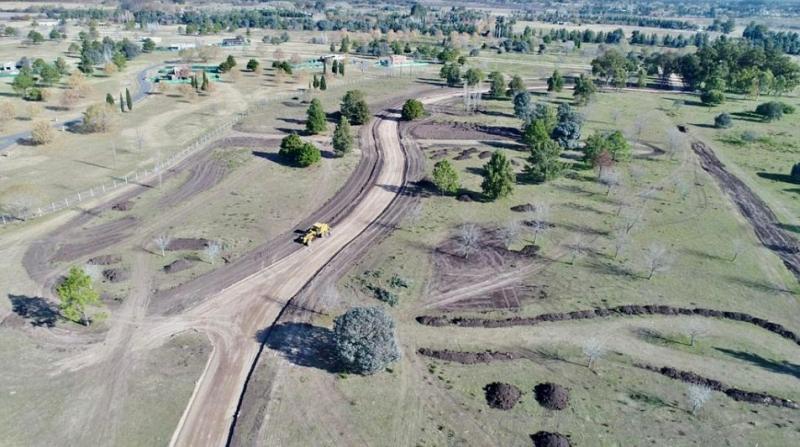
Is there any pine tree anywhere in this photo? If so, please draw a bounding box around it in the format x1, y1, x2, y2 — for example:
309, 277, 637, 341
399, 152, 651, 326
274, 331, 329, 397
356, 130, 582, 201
319, 75, 327, 90
332, 116, 353, 156
432, 160, 460, 194
339, 61, 345, 76
332, 60, 339, 75
125, 88, 132, 111
119, 92, 125, 112
481, 151, 515, 200
305, 98, 327, 134
105, 93, 114, 106
313, 74, 319, 89
201, 71, 209, 91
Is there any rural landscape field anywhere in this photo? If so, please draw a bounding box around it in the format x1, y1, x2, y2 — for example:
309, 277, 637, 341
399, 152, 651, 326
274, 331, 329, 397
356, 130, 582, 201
0, 0, 798, 446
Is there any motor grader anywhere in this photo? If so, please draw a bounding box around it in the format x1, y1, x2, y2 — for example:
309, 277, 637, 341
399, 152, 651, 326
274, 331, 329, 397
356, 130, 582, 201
300, 222, 331, 245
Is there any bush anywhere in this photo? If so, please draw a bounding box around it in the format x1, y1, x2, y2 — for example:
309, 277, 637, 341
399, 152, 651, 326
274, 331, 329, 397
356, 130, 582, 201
714, 113, 733, 129
279, 133, 321, 167
700, 89, 724, 106
401, 99, 424, 121
82, 103, 115, 133
755, 101, 785, 121
333, 306, 400, 375
340, 90, 370, 125
30, 120, 53, 145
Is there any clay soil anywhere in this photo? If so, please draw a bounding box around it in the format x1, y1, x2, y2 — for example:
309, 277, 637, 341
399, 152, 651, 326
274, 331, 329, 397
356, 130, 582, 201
410, 120, 521, 141
417, 348, 520, 364
534, 383, 570, 410
531, 431, 571, 447
483, 382, 522, 410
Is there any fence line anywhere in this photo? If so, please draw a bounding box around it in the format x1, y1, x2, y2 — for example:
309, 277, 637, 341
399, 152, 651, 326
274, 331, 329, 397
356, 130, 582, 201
0, 66, 429, 226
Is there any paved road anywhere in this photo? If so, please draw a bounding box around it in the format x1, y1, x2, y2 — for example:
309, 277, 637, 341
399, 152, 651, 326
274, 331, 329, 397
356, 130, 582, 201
0, 64, 156, 152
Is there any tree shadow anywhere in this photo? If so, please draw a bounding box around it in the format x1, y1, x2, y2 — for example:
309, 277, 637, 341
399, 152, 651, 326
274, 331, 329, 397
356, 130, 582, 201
252, 150, 296, 167
8, 294, 59, 327
723, 275, 792, 294
277, 117, 305, 125
757, 172, 799, 185
714, 347, 800, 379
259, 322, 341, 373
777, 223, 800, 234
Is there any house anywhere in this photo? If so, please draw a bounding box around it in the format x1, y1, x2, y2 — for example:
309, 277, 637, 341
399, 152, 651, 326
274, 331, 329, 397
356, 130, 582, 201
221, 36, 246, 47
318, 54, 344, 62
1, 61, 17, 74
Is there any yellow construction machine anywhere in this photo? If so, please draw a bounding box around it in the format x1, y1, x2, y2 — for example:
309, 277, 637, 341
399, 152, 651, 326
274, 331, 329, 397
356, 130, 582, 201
300, 222, 331, 245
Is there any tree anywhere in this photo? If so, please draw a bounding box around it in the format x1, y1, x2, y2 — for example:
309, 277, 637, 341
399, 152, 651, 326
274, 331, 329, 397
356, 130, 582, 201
11, 68, 35, 96
27, 30, 44, 44
338, 61, 345, 76
30, 120, 53, 145
582, 337, 604, 370
513, 91, 532, 121
439, 63, 461, 87
643, 243, 672, 279
105, 93, 114, 106
584, 131, 631, 165
331, 59, 339, 75
573, 74, 597, 105
700, 89, 724, 106
547, 69, 564, 92
340, 90, 370, 125
687, 384, 712, 415
57, 266, 100, 325
82, 104, 115, 133
463, 67, 484, 87
333, 306, 400, 375
481, 151, 514, 200
332, 116, 353, 156
401, 99, 424, 121
551, 103, 583, 149
754, 101, 786, 121
0, 101, 14, 128
455, 223, 480, 258
119, 93, 125, 112
525, 137, 563, 183
319, 74, 327, 90
39, 64, 60, 86
714, 113, 733, 129
791, 162, 800, 182
432, 160, 460, 195
305, 98, 327, 134
508, 74, 525, 96
312, 74, 319, 89
125, 88, 133, 111
204, 241, 221, 264
142, 38, 156, 52
279, 133, 321, 167
685, 321, 708, 347
488, 71, 505, 98
112, 52, 126, 70
246, 58, 260, 72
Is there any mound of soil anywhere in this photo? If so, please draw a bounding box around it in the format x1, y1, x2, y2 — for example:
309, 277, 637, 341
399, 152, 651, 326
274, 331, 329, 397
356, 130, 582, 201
112, 200, 134, 211
478, 150, 492, 159
164, 259, 194, 274
511, 203, 536, 213
411, 121, 521, 141
87, 255, 121, 265
531, 431, 571, 447
102, 268, 130, 283
417, 348, 519, 364
167, 238, 211, 251
534, 383, 570, 410
484, 382, 522, 410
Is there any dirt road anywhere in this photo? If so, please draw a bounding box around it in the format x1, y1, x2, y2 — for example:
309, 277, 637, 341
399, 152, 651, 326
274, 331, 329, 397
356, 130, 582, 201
692, 141, 800, 281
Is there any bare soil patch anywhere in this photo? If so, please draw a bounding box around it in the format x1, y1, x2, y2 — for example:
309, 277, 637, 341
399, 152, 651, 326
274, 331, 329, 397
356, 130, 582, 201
102, 268, 130, 283
410, 120, 520, 141
511, 203, 536, 213
88, 255, 121, 265
164, 259, 194, 274
534, 383, 570, 410
478, 150, 492, 159
112, 200, 134, 211
484, 382, 522, 410
531, 431, 571, 447
692, 141, 800, 280
637, 363, 799, 409
52, 216, 140, 262
166, 238, 212, 251
158, 157, 227, 208
417, 348, 520, 364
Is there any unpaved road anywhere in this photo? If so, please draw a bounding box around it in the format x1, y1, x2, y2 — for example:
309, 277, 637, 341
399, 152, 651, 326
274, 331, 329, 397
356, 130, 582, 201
692, 141, 800, 280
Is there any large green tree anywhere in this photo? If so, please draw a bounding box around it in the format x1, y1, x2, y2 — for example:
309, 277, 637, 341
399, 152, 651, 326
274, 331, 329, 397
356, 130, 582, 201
279, 133, 321, 167
481, 151, 515, 200
332, 116, 353, 156
334, 306, 400, 375
305, 98, 327, 134
57, 266, 100, 325
432, 160, 460, 195
340, 90, 370, 125
573, 74, 597, 105
547, 69, 564, 92
401, 99, 424, 120
488, 71, 506, 98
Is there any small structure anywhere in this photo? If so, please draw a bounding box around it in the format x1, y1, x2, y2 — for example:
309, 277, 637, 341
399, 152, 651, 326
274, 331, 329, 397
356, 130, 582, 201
169, 65, 192, 80
318, 54, 344, 63
167, 42, 196, 51
380, 54, 409, 66
221, 36, 246, 47
0, 61, 18, 74
140, 36, 162, 44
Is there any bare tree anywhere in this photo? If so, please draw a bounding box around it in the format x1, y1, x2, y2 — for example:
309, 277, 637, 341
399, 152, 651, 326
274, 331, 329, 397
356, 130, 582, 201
530, 203, 550, 244
643, 243, 673, 279
598, 168, 621, 196
612, 226, 631, 259
204, 241, 221, 264
153, 234, 170, 257
499, 220, 522, 249
687, 384, 712, 415
730, 239, 746, 262
620, 206, 643, 234
455, 223, 480, 259
684, 321, 708, 347
582, 337, 605, 370
0, 101, 15, 128
568, 235, 588, 265
31, 120, 54, 145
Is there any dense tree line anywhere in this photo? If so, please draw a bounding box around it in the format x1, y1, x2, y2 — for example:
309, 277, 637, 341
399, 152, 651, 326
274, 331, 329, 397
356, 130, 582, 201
743, 22, 800, 55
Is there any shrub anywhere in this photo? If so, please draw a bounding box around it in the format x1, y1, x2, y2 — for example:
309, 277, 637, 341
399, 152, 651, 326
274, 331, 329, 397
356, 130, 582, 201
791, 162, 800, 182
755, 101, 784, 121
30, 120, 53, 145
279, 133, 321, 167
333, 306, 400, 375
714, 113, 733, 129
700, 89, 724, 106
401, 99, 424, 120
340, 90, 370, 125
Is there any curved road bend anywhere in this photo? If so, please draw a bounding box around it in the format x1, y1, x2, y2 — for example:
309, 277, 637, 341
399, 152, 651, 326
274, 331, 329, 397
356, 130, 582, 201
167, 90, 464, 447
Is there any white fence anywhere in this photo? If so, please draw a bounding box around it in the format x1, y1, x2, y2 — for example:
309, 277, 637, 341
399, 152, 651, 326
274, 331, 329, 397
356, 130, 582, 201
0, 65, 431, 226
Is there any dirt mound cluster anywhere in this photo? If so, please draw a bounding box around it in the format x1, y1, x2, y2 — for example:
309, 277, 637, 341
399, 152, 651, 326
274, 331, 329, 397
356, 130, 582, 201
531, 431, 571, 447
411, 121, 521, 141
167, 238, 211, 251
112, 200, 134, 211
534, 383, 569, 410
102, 268, 130, 283
417, 348, 519, 364
453, 148, 479, 160
416, 304, 800, 345
478, 150, 492, 159
511, 203, 536, 213
87, 255, 121, 265
164, 259, 193, 274
637, 363, 799, 409
483, 382, 522, 410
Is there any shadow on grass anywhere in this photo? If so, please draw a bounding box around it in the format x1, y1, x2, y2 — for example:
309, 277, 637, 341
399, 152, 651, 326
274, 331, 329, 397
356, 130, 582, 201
714, 347, 800, 379
259, 322, 341, 373
757, 172, 800, 185
8, 294, 59, 327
